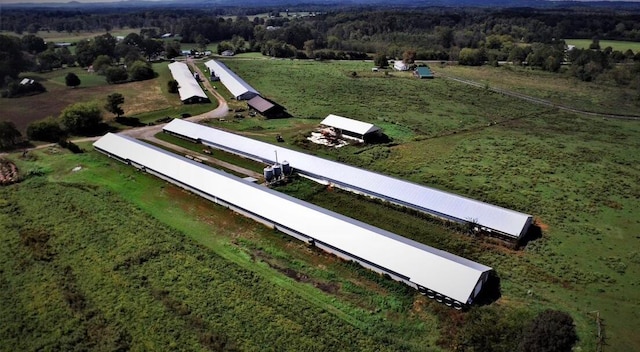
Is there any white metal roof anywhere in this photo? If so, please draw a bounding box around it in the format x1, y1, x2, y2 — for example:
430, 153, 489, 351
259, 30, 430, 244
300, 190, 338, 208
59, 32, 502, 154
164, 119, 533, 239
321, 114, 381, 136
204, 59, 259, 100
93, 133, 492, 304
167, 62, 208, 102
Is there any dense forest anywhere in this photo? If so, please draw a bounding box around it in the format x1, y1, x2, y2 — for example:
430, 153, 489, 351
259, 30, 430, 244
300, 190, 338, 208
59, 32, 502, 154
2, 6, 640, 89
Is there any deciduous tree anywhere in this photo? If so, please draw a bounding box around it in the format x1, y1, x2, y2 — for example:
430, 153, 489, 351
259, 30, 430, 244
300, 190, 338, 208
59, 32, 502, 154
104, 66, 128, 84
0, 121, 22, 149
167, 79, 179, 94
519, 310, 578, 352
59, 102, 103, 135
27, 117, 65, 142
65, 72, 81, 88
128, 61, 154, 81
374, 53, 389, 68
105, 93, 125, 118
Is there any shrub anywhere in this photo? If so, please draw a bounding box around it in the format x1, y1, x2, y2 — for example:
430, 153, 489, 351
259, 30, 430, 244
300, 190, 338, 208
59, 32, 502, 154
27, 118, 65, 142
519, 310, 578, 352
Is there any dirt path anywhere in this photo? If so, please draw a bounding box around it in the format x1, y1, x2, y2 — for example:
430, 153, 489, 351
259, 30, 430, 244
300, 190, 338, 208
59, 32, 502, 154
144, 137, 262, 179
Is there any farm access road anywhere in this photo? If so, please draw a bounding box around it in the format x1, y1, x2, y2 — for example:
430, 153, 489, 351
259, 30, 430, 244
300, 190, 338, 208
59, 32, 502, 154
2, 59, 242, 174
438, 73, 640, 120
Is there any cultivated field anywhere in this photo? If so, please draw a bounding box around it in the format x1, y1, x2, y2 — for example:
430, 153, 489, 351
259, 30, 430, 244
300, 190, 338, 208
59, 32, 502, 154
2, 58, 639, 351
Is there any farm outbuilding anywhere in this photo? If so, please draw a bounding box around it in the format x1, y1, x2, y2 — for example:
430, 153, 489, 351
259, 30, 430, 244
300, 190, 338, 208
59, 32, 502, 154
320, 114, 382, 142
415, 66, 434, 79
167, 62, 210, 104
394, 61, 409, 71
204, 60, 260, 100
247, 96, 286, 118
93, 132, 493, 308
163, 119, 534, 242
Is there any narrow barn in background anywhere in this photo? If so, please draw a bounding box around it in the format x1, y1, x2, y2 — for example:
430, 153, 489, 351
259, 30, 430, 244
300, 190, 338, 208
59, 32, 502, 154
167, 62, 210, 104
204, 59, 260, 100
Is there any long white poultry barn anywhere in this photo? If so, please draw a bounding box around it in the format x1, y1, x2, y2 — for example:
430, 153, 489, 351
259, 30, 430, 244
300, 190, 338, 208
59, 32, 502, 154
163, 119, 533, 241
204, 59, 260, 100
167, 62, 209, 104
93, 133, 493, 308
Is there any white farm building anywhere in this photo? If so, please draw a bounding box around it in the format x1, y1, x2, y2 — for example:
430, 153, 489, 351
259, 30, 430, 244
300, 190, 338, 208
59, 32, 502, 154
167, 62, 209, 104
93, 132, 493, 308
163, 119, 533, 241
204, 60, 259, 100
320, 114, 382, 142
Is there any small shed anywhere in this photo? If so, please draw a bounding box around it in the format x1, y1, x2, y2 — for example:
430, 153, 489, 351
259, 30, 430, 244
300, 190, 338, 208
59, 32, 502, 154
247, 96, 286, 118
320, 114, 381, 143
393, 61, 409, 71
415, 66, 434, 79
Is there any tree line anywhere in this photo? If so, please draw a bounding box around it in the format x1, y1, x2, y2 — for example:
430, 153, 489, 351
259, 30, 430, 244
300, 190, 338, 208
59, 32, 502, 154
2, 6, 640, 97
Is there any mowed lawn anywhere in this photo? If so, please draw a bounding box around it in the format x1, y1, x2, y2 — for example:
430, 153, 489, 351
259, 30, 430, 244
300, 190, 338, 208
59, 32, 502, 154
564, 38, 640, 52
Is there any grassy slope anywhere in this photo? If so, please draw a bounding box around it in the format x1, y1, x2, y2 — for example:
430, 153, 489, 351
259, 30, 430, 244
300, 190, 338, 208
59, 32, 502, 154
215, 59, 640, 351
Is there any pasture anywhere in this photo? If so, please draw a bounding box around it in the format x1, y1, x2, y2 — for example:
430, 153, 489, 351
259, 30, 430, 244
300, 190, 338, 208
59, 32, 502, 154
564, 38, 640, 52
2, 58, 639, 351
0, 61, 216, 133
212, 58, 640, 351
1, 146, 445, 351
437, 64, 640, 116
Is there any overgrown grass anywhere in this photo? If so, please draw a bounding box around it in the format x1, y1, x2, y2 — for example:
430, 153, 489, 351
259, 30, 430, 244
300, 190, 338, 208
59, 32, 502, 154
438, 64, 640, 116
171, 59, 640, 351
2, 147, 444, 351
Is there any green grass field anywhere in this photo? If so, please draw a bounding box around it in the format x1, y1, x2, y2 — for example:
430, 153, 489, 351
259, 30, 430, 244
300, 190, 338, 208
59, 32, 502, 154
2, 58, 639, 351
195, 59, 640, 351
0, 29, 139, 43
564, 39, 640, 52
2, 147, 446, 351
437, 64, 640, 116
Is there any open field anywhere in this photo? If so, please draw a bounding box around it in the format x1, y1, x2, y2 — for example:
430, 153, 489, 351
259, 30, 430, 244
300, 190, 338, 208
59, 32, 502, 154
0, 62, 216, 133
564, 39, 640, 52
2, 147, 447, 351
220, 59, 554, 143
190, 59, 640, 351
2, 58, 639, 351
0, 29, 139, 43
437, 64, 640, 116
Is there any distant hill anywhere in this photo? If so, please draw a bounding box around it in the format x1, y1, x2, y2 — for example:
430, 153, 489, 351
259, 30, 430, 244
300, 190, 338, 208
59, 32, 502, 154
2, 0, 640, 10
